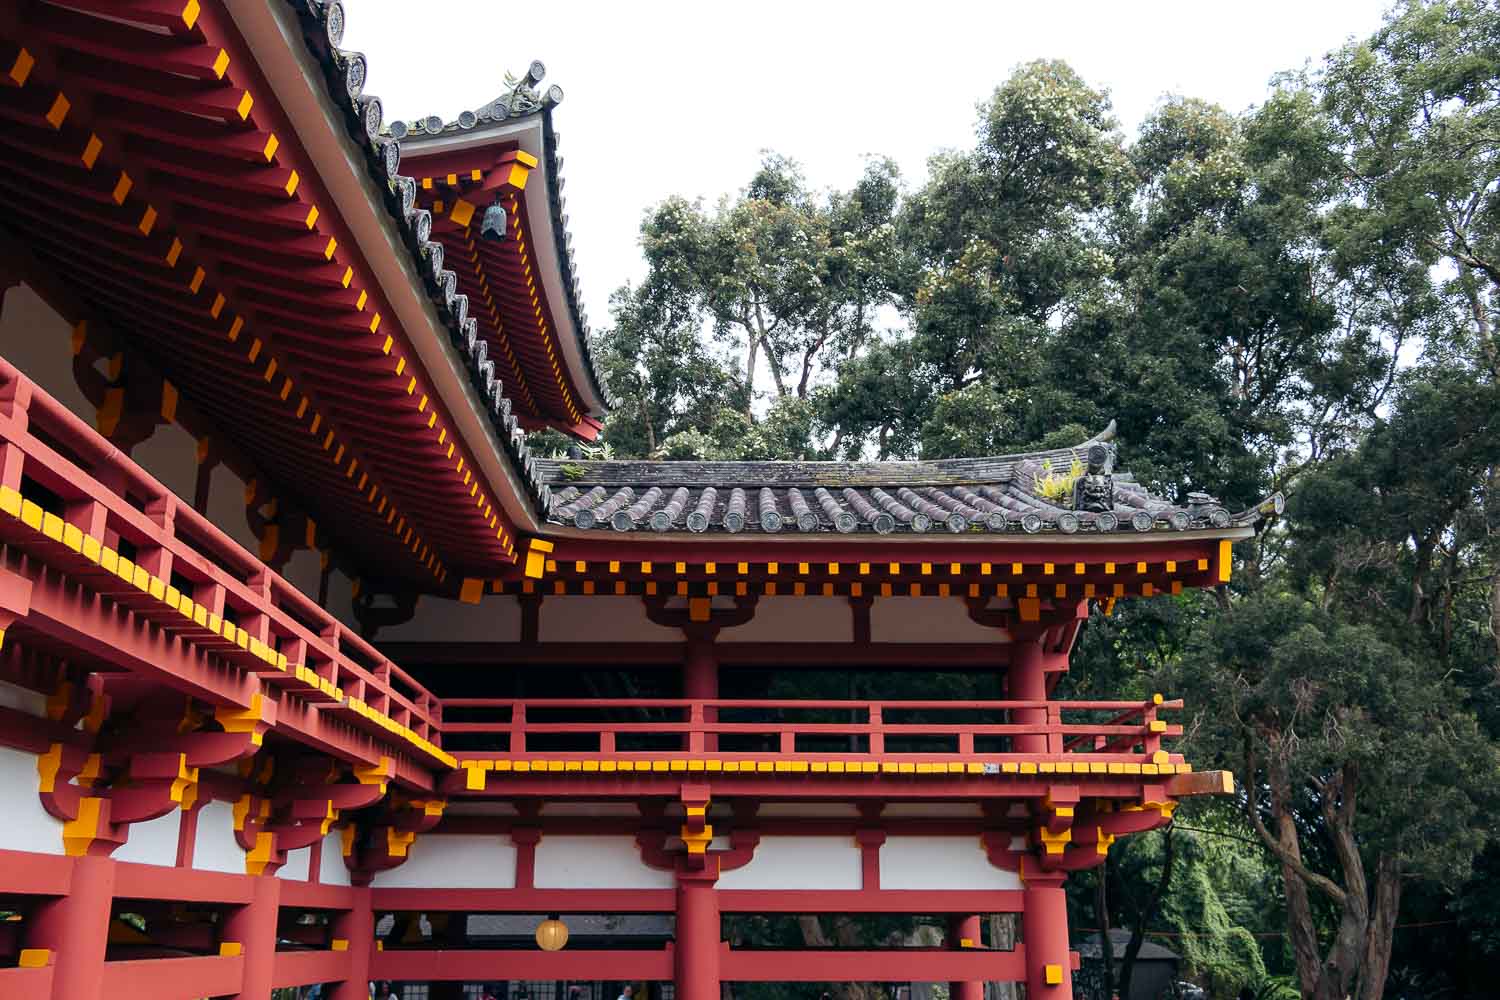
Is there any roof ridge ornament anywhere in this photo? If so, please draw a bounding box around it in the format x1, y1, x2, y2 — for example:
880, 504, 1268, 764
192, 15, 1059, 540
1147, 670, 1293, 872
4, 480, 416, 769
386, 59, 563, 140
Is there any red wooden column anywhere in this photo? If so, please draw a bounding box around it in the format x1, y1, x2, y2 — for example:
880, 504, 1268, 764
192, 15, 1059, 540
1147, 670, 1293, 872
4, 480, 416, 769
948, 913, 984, 1000
1023, 869, 1073, 996
675, 869, 721, 1000
684, 633, 718, 751
328, 886, 373, 1000
27, 855, 115, 1000
223, 874, 282, 999
1009, 630, 1049, 753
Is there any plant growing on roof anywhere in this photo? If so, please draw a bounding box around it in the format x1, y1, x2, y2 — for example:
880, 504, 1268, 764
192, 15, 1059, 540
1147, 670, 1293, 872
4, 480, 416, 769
1033, 456, 1085, 504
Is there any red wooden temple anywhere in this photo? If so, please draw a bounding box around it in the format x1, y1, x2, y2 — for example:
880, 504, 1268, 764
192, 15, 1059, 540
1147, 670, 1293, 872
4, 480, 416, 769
0, 4, 1280, 999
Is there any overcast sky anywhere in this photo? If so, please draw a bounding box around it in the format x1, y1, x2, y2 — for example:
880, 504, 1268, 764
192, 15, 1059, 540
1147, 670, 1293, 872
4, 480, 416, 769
345, 1, 1391, 332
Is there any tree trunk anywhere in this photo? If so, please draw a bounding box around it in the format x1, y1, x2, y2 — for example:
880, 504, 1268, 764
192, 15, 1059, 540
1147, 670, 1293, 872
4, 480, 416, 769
1487, 465, 1500, 665
1262, 764, 1324, 1000
1119, 828, 1175, 1000
743, 329, 760, 419
1356, 854, 1401, 1000
1096, 859, 1114, 1000
988, 914, 1018, 1000
796, 916, 868, 1000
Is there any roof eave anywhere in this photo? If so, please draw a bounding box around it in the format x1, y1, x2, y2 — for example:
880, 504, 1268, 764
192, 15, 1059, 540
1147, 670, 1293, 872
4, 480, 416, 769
398, 112, 611, 421
232, 0, 545, 537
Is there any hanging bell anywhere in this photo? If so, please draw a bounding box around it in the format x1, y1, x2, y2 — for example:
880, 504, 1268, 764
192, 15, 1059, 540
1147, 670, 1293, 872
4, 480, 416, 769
480, 200, 509, 242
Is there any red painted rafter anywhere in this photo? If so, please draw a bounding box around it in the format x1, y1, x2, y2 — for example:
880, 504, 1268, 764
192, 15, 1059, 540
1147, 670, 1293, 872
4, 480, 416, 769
0, 1, 524, 587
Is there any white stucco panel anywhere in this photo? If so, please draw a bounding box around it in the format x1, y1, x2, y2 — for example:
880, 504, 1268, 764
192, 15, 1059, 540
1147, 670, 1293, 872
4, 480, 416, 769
716, 835, 863, 890
879, 835, 1022, 890
0, 680, 47, 718
537, 597, 678, 643
0, 746, 64, 855
870, 597, 1010, 644
719, 597, 852, 643
193, 801, 245, 875
113, 809, 180, 867
277, 846, 310, 882
372, 835, 517, 889
320, 830, 352, 886
534, 834, 674, 889
376, 595, 522, 643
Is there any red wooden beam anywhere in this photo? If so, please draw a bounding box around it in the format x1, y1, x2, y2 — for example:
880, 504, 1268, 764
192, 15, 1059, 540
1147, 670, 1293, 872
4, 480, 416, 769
272, 949, 356, 989
371, 887, 676, 913
99, 954, 244, 998
372, 948, 672, 981
0, 848, 73, 896
111, 861, 254, 906
719, 945, 1030, 982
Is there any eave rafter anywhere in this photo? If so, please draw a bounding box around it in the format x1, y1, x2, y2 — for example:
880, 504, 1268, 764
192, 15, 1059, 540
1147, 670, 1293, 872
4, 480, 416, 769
0, 0, 523, 585
411, 151, 596, 437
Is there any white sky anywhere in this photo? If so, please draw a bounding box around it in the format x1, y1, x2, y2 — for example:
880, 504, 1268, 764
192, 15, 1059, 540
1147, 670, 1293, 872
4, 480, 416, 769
345, 0, 1391, 333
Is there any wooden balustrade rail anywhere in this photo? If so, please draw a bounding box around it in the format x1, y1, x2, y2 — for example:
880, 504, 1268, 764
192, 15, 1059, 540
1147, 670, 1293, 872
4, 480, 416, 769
439, 697, 1180, 759
0, 359, 444, 756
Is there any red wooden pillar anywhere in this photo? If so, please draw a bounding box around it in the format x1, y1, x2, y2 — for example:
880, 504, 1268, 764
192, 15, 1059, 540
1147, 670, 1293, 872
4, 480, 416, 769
1023, 869, 1073, 996
1010, 633, 1048, 754
675, 870, 720, 1000
684, 635, 718, 751
223, 874, 281, 999
948, 913, 984, 1000
328, 886, 373, 1000
27, 855, 115, 1000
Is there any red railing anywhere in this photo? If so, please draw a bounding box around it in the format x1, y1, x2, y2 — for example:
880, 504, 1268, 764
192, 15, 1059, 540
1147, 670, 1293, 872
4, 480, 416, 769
0, 359, 443, 749
0, 359, 1184, 774
439, 697, 1179, 763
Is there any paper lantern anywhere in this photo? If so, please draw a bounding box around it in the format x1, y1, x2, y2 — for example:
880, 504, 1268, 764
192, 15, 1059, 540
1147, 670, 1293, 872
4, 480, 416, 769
535, 915, 569, 952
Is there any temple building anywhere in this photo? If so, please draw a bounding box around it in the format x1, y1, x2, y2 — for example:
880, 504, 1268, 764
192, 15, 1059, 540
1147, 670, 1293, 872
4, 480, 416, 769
0, 3, 1280, 999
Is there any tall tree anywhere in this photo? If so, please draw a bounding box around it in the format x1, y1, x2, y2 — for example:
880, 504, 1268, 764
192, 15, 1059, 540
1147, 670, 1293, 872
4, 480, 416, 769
635, 154, 904, 417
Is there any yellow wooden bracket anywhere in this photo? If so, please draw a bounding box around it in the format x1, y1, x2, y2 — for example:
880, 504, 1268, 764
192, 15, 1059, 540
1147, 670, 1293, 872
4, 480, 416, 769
523, 537, 554, 579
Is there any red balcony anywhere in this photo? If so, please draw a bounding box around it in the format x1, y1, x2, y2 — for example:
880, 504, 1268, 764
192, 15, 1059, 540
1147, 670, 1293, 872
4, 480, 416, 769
441, 696, 1187, 786
0, 358, 448, 775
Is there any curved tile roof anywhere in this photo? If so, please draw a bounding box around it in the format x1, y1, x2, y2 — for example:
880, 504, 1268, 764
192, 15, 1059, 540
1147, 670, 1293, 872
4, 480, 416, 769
386, 62, 612, 422
538, 430, 1284, 538
284, 0, 556, 514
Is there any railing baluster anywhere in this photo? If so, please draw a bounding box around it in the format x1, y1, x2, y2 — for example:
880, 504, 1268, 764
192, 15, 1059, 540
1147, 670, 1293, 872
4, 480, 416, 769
868, 704, 884, 755
689, 703, 705, 753
510, 702, 526, 754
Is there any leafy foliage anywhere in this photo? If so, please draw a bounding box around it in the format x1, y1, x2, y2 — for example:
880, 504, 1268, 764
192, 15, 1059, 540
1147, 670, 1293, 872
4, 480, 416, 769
589, 3, 1500, 996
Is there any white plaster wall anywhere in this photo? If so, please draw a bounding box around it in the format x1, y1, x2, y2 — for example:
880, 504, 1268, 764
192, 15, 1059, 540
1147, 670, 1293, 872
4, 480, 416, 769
371, 835, 516, 889
0, 680, 47, 718
541, 801, 638, 817
277, 845, 310, 881
533, 834, 674, 889
205, 462, 263, 559
112, 809, 179, 867
756, 803, 860, 819
192, 800, 245, 875
376, 594, 522, 643
870, 597, 1010, 644
882, 803, 983, 819
716, 835, 863, 891
320, 830, 351, 886
281, 549, 322, 610
0, 284, 91, 421
128, 419, 200, 512
879, 835, 1022, 890
324, 570, 361, 634
719, 597, 852, 643
0, 746, 64, 855
537, 597, 678, 643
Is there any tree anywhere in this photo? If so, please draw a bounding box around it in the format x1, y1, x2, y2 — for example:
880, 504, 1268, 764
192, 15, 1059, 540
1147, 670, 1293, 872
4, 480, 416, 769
635, 154, 904, 417
1176, 586, 1494, 1000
